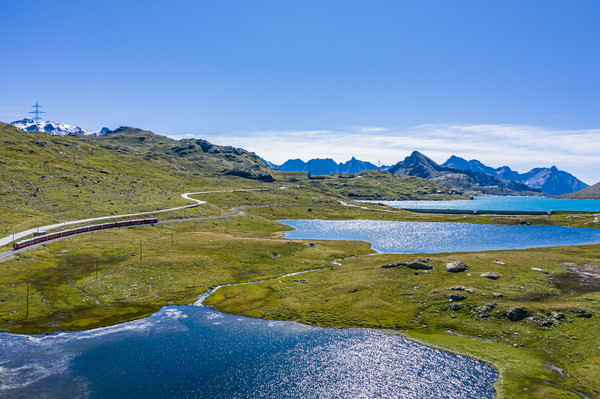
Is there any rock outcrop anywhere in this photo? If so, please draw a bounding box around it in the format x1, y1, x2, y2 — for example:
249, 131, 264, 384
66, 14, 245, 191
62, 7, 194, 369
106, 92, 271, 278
507, 307, 529, 321
445, 261, 469, 273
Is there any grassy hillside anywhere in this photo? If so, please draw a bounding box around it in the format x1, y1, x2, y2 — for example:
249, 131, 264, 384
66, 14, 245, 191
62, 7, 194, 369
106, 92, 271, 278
0, 123, 272, 234
1, 123, 465, 236
561, 181, 600, 199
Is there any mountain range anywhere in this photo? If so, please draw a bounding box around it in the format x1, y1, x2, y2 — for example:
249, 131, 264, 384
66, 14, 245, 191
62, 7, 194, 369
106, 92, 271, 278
389, 151, 540, 195
270, 157, 389, 175
272, 153, 587, 195
9, 117, 593, 197
442, 155, 588, 195
11, 118, 110, 136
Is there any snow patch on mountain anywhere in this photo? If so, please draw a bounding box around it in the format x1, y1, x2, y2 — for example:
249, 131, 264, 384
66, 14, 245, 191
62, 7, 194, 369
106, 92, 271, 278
10, 119, 109, 136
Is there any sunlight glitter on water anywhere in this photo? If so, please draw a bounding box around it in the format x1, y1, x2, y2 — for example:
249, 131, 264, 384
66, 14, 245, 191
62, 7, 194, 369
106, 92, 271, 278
0, 305, 497, 398
280, 219, 600, 253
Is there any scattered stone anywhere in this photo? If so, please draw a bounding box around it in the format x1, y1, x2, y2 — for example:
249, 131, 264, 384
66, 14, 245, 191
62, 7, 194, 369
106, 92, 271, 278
306, 242, 318, 247
518, 219, 531, 225
561, 262, 578, 268
575, 308, 593, 318
381, 262, 403, 269
451, 315, 457, 318
477, 303, 495, 319
480, 272, 501, 280
429, 290, 438, 294
531, 316, 554, 327
447, 286, 465, 291
448, 293, 467, 302
450, 303, 464, 310
507, 307, 529, 322
572, 336, 578, 340
350, 289, 357, 293
293, 279, 307, 284
465, 288, 477, 294
446, 261, 469, 273
493, 259, 506, 265
491, 293, 504, 298
551, 311, 565, 320
531, 267, 547, 273
513, 344, 519, 348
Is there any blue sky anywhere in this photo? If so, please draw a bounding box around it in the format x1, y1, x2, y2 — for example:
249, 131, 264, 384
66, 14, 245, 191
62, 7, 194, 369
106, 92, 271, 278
1, 1, 599, 183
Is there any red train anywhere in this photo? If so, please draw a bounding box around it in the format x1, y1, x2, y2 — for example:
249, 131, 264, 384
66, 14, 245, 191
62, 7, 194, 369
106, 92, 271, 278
12, 218, 158, 250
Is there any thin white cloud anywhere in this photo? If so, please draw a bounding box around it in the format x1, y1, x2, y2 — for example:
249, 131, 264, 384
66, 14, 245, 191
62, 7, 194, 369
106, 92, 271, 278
347, 125, 390, 134
195, 123, 600, 184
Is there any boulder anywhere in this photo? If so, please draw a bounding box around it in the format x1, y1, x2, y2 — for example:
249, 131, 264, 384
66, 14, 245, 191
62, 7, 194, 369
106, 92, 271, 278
531, 267, 547, 273
480, 272, 501, 280
576, 308, 593, 318
507, 307, 529, 321
446, 261, 469, 273
407, 262, 433, 270
448, 293, 467, 302
381, 261, 433, 270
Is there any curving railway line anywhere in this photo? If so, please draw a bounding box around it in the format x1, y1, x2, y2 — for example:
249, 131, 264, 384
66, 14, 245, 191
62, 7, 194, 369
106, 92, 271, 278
0, 189, 273, 260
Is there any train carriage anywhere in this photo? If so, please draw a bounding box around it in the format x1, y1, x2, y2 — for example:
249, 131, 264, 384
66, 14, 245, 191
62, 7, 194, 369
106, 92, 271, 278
12, 218, 158, 250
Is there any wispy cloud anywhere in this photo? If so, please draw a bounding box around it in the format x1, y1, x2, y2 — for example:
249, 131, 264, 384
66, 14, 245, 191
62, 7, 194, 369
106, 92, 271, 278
194, 123, 600, 184
347, 125, 390, 134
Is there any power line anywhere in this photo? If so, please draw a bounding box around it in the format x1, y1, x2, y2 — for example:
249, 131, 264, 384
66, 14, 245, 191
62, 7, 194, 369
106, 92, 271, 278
28, 101, 46, 122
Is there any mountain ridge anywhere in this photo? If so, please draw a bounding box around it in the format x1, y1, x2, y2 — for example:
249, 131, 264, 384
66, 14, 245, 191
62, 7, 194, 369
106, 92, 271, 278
442, 156, 588, 195
560, 181, 600, 199
389, 151, 540, 195
272, 157, 389, 175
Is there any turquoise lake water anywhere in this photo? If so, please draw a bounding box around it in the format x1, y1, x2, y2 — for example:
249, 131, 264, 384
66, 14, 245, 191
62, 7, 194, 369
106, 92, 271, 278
370, 196, 600, 212
0, 304, 497, 398
281, 220, 600, 253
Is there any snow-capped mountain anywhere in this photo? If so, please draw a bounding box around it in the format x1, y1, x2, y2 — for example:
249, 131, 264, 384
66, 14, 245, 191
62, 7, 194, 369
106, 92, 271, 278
11, 118, 109, 136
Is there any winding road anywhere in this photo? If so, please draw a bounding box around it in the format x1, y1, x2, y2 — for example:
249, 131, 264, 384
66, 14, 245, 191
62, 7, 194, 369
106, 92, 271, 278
0, 188, 282, 258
